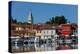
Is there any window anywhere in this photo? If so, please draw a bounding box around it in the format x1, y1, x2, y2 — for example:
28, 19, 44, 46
29, 20, 31, 22
40, 30, 41, 33
37, 31, 41, 33
47, 31, 48, 33
44, 31, 45, 34
51, 31, 53, 34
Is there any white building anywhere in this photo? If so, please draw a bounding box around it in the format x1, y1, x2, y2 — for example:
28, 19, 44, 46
41, 28, 56, 40
35, 28, 57, 40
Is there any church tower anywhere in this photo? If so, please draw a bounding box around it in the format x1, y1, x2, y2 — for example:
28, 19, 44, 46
28, 10, 33, 24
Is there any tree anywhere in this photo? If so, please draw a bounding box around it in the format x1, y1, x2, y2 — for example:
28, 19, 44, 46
10, 17, 17, 23
54, 16, 67, 25
46, 17, 54, 25
50, 17, 54, 24
45, 16, 67, 25
46, 21, 51, 24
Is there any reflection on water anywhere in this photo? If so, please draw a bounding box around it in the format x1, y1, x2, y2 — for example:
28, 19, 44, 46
11, 38, 57, 52
11, 36, 78, 52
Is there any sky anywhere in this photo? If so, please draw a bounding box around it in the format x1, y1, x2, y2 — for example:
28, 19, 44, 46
10, 1, 78, 24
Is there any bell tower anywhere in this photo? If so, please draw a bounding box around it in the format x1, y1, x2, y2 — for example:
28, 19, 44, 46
28, 9, 33, 24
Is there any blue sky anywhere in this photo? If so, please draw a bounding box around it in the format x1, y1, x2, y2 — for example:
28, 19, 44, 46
10, 1, 78, 24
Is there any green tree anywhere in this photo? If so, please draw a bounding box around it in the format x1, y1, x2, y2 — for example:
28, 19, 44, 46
10, 17, 17, 23
45, 16, 67, 25
46, 21, 51, 24
50, 17, 54, 24
54, 16, 67, 25
46, 17, 54, 25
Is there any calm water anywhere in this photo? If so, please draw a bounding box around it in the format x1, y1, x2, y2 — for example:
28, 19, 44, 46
11, 38, 57, 52
10, 36, 78, 52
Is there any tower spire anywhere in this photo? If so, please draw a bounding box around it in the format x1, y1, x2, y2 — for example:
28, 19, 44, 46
28, 9, 33, 24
